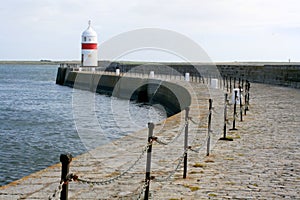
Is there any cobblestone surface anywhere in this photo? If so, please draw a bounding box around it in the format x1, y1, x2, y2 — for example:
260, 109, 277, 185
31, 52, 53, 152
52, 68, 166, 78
0, 82, 299, 199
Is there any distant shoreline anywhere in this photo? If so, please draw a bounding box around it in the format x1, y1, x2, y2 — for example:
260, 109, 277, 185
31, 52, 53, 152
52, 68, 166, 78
0, 60, 300, 66
0, 60, 80, 65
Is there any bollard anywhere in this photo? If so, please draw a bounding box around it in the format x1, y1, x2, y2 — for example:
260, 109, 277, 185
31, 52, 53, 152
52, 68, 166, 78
116, 68, 120, 76
185, 73, 190, 82
207, 99, 213, 156
239, 86, 243, 122
144, 123, 154, 200
60, 154, 72, 200
183, 107, 189, 179
230, 91, 238, 131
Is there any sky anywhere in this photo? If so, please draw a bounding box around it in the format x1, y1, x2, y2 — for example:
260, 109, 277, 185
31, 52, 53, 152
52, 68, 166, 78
0, 0, 299, 62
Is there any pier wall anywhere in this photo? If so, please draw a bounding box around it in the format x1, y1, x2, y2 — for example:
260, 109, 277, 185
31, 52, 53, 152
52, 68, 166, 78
61, 71, 191, 116
96, 62, 300, 88
216, 64, 300, 88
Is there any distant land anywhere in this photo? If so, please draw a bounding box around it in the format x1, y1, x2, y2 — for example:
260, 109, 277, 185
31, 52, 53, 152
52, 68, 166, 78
0, 60, 299, 66
0, 60, 80, 65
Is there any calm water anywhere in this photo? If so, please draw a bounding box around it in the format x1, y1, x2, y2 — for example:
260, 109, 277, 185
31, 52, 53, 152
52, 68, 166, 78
0, 65, 166, 186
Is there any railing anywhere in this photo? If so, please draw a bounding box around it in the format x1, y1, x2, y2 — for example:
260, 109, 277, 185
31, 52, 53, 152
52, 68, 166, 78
49, 73, 251, 200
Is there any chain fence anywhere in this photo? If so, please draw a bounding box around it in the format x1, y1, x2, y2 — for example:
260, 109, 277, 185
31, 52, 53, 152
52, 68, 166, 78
75, 143, 150, 186
50, 75, 250, 200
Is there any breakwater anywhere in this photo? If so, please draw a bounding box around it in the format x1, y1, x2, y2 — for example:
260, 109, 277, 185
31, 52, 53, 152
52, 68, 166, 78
217, 63, 300, 88
71, 61, 300, 88
57, 69, 191, 116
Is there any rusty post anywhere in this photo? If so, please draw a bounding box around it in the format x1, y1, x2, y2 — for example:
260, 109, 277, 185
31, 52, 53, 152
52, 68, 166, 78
230, 91, 238, 131
207, 99, 213, 156
247, 82, 251, 106
183, 107, 189, 179
239, 86, 243, 122
144, 122, 154, 200
60, 154, 72, 200
229, 77, 232, 92
234, 77, 236, 88
226, 76, 229, 92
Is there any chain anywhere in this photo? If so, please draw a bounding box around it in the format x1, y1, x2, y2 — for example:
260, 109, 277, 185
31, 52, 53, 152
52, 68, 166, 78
48, 182, 64, 200
154, 149, 186, 182
226, 119, 231, 125
188, 117, 198, 125
75, 144, 150, 186
154, 122, 186, 146
189, 147, 200, 153
48, 173, 76, 200
212, 107, 220, 114
136, 180, 149, 200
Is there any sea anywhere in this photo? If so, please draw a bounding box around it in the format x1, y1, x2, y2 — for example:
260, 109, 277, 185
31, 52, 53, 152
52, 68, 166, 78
0, 64, 166, 186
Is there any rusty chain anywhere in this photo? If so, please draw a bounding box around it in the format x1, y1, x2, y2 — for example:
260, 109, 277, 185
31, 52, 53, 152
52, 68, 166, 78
74, 143, 150, 186
136, 180, 150, 200
48, 173, 76, 200
154, 121, 187, 146
48, 182, 64, 200
153, 149, 187, 182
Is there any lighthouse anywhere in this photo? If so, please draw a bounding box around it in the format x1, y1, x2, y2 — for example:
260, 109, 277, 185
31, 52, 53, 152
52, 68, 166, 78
81, 20, 98, 67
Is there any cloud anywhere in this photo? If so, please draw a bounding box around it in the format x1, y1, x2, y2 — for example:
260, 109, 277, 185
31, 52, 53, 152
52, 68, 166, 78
0, 0, 299, 60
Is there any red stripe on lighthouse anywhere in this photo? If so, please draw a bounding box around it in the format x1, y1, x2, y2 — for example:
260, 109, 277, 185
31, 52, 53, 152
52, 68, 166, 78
82, 43, 97, 49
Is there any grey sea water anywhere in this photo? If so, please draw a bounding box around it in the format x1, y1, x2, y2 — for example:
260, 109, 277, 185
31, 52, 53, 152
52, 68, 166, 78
0, 65, 166, 186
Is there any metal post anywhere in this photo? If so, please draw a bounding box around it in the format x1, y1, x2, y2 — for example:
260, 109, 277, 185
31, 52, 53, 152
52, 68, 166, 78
234, 77, 236, 88
223, 93, 228, 138
144, 122, 154, 200
60, 154, 72, 200
242, 79, 244, 90
247, 82, 251, 106
230, 77, 232, 92
226, 76, 229, 92
239, 86, 243, 122
230, 91, 238, 131
207, 99, 212, 156
220, 93, 233, 141
245, 81, 250, 113
244, 82, 248, 115
183, 107, 189, 179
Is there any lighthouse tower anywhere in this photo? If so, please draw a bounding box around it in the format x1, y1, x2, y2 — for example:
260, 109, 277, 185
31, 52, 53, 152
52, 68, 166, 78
81, 20, 98, 67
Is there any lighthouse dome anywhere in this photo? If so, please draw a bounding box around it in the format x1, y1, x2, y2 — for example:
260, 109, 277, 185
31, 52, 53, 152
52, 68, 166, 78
82, 20, 97, 43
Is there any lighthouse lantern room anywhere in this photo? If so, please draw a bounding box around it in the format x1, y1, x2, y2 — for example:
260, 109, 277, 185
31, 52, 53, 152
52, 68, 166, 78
81, 20, 98, 67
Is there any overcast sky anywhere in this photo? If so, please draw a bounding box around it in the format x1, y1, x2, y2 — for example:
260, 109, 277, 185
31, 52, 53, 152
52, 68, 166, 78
0, 0, 299, 62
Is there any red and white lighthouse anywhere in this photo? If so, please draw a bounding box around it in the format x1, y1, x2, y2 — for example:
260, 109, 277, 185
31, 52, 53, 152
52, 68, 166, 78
81, 20, 98, 67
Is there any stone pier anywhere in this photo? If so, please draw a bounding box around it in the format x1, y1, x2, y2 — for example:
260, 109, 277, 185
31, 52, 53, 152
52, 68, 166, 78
0, 79, 299, 199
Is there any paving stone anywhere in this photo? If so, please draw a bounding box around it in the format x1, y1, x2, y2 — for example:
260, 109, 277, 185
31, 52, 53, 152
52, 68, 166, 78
0, 82, 299, 199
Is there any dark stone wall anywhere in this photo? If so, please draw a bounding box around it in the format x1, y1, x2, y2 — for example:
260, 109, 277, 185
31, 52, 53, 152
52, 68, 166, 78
96, 62, 300, 88
61, 71, 191, 116
217, 65, 300, 88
